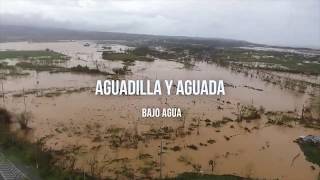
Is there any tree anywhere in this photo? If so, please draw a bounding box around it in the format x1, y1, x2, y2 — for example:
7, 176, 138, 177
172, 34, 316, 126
208, 159, 216, 172
17, 112, 31, 130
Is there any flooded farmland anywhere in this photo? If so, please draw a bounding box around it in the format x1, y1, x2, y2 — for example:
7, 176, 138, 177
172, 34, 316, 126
0, 41, 319, 180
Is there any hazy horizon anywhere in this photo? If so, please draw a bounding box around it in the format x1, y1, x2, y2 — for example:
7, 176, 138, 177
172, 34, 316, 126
0, 0, 319, 48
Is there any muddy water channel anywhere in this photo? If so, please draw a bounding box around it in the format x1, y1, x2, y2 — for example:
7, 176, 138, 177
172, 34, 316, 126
0, 41, 319, 180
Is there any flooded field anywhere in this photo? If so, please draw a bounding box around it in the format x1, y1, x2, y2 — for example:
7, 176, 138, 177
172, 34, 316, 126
0, 41, 319, 179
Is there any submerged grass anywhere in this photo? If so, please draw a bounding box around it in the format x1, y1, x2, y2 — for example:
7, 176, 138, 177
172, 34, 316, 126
102, 47, 156, 63
166, 172, 249, 180
0, 62, 30, 77
102, 51, 154, 62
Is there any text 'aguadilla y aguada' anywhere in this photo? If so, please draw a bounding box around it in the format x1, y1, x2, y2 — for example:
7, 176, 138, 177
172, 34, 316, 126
95, 80, 226, 96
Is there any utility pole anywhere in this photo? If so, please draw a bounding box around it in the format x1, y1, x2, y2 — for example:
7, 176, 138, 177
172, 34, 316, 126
1, 80, 5, 107
135, 116, 139, 136
159, 117, 165, 179
183, 114, 186, 128
237, 103, 241, 121
197, 118, 200, 135
36, 71, 39, 96
159, 139, 163, 179
301, 104, 304, 120
23, 88, 26, 113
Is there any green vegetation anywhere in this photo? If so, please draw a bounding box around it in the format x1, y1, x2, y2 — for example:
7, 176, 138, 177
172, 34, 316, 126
16, 61, 62, 71
265, 111, 298, 126
312, 95, 320, 120
0, 62, 29, 77
0, 50, 68, 61
0, 50, 71, 74
0, 108, 11, 124
132, 47, 178, 60
102, 47, 154, 62
102, 46, 187, 64
210, 48, 320, 75
211, 118, 233, 128
13, 62, 112, 76
167, 172, 248, 180
70, 65, 111, 75
0, 108, 95, 180
112, 66, 131, 75
0, 62, 14, 70
238, 105, 260, 121
102, 52, 140, 62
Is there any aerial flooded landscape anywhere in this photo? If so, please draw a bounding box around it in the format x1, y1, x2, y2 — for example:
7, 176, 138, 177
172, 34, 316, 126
0, 38, 319, 180
0, 0, 319, 180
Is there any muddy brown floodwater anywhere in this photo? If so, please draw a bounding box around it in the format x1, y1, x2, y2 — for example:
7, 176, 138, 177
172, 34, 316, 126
0, 41, 319, 180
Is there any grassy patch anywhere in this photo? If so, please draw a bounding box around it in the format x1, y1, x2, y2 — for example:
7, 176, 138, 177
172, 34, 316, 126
14, 62, 111, 76
312, 95, 320, 120
0, 50, 68, 61
112, 66, 131, 75
102, 52, 138, 62
265, 111, 298, 126
102, 47, 154, 63
210, 48, 320, 75
0, 63, 29, 77
70, 65, 112, 75
237, 105, 261, 121
15, 61, 62, 71
0, 50, 70, 73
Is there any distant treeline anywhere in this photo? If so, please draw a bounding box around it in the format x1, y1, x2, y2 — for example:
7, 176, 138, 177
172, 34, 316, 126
0, 25, 251, 48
